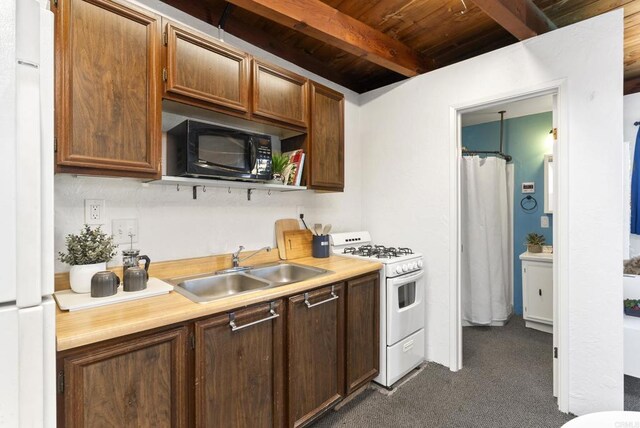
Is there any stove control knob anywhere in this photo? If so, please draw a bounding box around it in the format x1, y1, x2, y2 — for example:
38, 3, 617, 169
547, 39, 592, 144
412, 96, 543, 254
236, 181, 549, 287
411, 262, 417, 270
395, 266, 403, 274
417, 260, 423, 268
402, 264, 408, 272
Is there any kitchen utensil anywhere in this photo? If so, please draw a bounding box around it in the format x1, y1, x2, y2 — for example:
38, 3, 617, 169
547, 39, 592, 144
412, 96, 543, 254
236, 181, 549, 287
123, 266, 148, 292
275, 219, 301, 259
90, 271, 120, 297
322, 224, 332, 235
283, 230, 313, 259
122, 249, 151, 283
312, 235, 330, 258
313, 224, 322, 236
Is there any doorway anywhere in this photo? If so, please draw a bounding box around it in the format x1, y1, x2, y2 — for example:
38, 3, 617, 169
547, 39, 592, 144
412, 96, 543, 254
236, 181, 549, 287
450, 86, 567, 412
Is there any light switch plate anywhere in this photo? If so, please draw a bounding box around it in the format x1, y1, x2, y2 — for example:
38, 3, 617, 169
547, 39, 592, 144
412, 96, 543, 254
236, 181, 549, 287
112, 219, 139, 245
84, 199, 105, 225
541, 215, 550, 228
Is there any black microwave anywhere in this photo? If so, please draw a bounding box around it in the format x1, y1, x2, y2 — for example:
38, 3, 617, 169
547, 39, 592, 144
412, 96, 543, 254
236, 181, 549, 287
166, 120, 272, 181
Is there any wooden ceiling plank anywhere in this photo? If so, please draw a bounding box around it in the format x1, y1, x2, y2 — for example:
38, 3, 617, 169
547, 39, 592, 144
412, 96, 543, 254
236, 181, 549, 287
223, 0, 428, 76
470, 0, 557, 40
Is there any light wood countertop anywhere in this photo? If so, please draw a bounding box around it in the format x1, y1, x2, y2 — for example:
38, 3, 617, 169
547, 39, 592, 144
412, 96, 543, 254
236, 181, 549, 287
56, 255, 382, 352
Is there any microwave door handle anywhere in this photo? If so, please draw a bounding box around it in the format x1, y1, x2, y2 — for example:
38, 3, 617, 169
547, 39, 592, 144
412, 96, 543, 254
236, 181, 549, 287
249, 140, 257, 172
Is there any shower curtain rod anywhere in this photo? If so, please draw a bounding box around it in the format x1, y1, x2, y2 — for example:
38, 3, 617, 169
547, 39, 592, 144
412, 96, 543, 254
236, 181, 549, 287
462, 111, 513, 162
462, 149, 513, 161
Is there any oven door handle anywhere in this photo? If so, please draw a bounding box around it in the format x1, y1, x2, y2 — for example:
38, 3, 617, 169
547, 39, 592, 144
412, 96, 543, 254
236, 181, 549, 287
388, 269, 424, 286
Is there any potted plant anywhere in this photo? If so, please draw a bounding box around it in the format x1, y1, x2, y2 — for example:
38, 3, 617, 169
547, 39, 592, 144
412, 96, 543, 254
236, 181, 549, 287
625, 299, 640, 318
59, 225, 118, 293
525, 232, 546, 253
271, 153, 291, 184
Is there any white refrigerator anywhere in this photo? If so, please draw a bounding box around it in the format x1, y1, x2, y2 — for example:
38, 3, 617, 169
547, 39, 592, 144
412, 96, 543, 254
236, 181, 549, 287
0, 0, 56, 426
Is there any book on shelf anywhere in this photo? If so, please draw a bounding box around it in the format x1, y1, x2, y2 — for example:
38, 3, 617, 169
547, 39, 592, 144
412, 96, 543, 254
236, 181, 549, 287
283, 149, 305, 186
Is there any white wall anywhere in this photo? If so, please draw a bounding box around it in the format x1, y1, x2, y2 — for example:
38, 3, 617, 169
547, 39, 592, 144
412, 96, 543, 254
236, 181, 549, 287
360, 11, 624, 415
625, 93, 640, 258
54, 0, 363, 273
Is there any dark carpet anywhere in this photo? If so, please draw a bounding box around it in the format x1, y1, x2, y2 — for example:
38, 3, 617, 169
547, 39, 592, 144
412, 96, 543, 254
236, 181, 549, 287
314, 316, 575, 428
626, 375, 640, 411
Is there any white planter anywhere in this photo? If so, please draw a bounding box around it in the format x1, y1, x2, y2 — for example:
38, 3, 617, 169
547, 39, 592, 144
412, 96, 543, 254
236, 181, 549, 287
69, 262, 106, 293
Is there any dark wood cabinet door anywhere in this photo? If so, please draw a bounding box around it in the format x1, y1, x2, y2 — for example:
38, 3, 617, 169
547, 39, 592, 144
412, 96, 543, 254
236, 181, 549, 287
61, 327, 189, 427
54, 0, 162, 177
164, 22, 250, 115
308, 82, 345, 191
252, 59, 309, 129
345, 273, 380, 393
287, 284, 344, 427
195, 301, 284, 428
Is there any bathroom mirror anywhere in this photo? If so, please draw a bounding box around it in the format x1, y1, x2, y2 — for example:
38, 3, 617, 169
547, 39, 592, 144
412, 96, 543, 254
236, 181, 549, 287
544, 154, 554, 214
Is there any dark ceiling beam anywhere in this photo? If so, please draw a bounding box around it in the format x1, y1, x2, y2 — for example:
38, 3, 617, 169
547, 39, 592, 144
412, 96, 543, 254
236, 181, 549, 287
470, 0, 557, 40
223, 0, 428, 77
625, 76, 640, 95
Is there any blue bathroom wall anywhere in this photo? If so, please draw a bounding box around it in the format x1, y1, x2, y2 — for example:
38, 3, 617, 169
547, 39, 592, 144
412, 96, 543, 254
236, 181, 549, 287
462, 111, 553, 315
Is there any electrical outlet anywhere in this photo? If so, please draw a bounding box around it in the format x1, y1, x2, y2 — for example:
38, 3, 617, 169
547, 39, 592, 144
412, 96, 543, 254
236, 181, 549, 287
297, 205, 305, 218
84, 199, 105, 225
112, 219, 139, 245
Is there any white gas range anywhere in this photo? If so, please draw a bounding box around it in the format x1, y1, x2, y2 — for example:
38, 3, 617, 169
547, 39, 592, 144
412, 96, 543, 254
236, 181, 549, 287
331, 231, 425, 388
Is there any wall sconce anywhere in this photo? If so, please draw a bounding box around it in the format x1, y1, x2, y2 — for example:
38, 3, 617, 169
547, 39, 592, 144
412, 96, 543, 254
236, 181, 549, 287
545, 129, 554, 154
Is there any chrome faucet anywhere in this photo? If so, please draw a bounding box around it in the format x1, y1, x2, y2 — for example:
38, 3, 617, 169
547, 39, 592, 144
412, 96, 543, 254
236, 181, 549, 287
233, 245, 271, 267
218, 245, 272, 274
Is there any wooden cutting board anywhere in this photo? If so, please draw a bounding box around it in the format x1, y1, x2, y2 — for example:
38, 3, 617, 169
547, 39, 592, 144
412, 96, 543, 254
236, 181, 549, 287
275, 218, 301, 259
283, 230, 313, 260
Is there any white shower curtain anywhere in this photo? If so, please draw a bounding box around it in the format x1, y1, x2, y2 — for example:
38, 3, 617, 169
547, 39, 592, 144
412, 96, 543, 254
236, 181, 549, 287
461, 156, 512, 325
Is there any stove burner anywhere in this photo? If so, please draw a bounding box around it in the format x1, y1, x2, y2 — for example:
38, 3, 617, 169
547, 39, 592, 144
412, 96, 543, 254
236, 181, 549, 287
342, 244, 414, 259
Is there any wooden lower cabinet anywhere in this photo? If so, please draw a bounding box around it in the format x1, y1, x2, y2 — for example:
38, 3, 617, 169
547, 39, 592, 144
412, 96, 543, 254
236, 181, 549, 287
345, 273, 380, 394
194, 300, 284, 428
287, 284, 345, 427
58, 326, 189, 427
58, 273, 380, 427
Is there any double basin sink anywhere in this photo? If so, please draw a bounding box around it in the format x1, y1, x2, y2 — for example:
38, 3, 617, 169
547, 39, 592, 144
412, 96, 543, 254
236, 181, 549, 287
168, 263, 331, 303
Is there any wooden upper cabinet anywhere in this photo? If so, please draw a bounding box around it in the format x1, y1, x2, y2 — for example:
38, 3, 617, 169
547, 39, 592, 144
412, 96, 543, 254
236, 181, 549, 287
308, 82, 345, 191
164, 22, 251, 115
252, 59, 309, 129
54, 0, 162, 177
287, 284, 344, 427
345, 274, 380, 394
59, 327, 189, 427
194, 301, 284, 428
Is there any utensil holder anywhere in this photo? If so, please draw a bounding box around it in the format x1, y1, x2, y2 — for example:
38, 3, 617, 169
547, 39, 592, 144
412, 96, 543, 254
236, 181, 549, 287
312, 235, 330, 258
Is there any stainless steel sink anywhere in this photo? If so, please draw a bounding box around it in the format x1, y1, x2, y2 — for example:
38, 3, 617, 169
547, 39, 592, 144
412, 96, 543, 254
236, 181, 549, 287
169, 272, 272, 303
168, 263, 331, 303
247, 263, 329, 286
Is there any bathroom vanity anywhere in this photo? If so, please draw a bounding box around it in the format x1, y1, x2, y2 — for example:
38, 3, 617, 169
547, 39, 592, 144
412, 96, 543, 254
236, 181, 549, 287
520, 252, 553, 333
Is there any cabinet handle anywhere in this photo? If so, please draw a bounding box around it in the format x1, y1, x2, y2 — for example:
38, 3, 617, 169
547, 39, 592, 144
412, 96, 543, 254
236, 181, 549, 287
539, 289, 542, 296
229, 302, 279, 332
304, 285, 338, 308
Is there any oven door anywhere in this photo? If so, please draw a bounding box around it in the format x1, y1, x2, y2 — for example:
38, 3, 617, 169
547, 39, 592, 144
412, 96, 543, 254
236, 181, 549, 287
386, 269, 425, 345
188, 126, 255, 179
